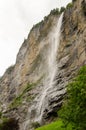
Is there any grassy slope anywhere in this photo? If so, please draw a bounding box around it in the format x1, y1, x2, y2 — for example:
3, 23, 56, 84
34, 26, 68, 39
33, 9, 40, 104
36, 120, 72, 130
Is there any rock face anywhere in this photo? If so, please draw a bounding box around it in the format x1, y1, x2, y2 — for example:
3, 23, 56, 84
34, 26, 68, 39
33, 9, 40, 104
0, 0, 86, 129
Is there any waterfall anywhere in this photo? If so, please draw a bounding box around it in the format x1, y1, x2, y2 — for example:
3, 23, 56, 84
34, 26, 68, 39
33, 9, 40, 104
23, 13, 63, 130
36, 13, 64, 123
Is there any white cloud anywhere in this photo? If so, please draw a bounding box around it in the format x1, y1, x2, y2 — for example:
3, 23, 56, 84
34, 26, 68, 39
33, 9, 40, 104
0, 0, 71, 76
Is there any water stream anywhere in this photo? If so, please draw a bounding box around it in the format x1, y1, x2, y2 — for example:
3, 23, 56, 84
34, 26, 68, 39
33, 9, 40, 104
35, 13, 64, 123
23, 13, 63, 130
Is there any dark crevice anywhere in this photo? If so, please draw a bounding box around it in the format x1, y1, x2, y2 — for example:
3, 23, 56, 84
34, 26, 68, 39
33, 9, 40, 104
0, 118, 19, 130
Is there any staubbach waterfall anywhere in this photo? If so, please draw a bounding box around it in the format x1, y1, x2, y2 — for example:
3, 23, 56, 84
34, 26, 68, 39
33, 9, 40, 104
23, 13, 64, 130
0, 0, 86, 130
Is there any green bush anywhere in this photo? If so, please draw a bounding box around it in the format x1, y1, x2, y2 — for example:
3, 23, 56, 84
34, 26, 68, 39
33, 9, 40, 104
81, 0, 86, 16
0, 118, 19, 130
60, 7, 66, 13
32, 122, 40, 129
50, 8, 59, 15
6, 65, 14, 74
72, 0, 77, 2
10, 95, 22, 108
0, 112, 2, 118
66, 3, 73, 9
59, 66, 86, 130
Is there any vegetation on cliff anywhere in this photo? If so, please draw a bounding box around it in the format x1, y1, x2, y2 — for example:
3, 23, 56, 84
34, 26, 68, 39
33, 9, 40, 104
59, 65, 86, 130
6, 65, 15, 74
9, 83, 34, 109
31, 0, 74, 32
0, 118, 19, 130
9, 76, 43, 109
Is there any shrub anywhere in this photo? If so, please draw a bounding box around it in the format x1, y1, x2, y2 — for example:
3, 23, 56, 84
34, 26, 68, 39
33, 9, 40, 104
50, 8, 59, 15
60, 7, 66, 13
66, 3, 73, 9
72, 0, 77, 2
81, 0, 86, 16
32, 122, 40, 129
0, 112, 2, 118
59, 66, 86, 130
6, 65, 14, 74
0, 118, 19, 130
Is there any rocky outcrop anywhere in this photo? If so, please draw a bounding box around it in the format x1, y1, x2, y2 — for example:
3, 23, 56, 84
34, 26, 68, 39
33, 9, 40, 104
58, 0, 86, 79
0, 0, 86, 129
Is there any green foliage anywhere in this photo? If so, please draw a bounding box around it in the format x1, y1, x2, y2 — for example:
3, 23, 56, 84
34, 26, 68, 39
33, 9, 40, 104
22, 83, 34, 93
0, 112, 2, 118
35, 120, 72, 130
81, 0, 86, 16
59, 66, 86, 130
66, 3, 73, 9
10, 83, 35, 109
9, 79, 42, 109
32, 122, 40, 129
6, 65, 15, 74
0, 118, 19, 130
50, 8, 59, 15
0, 118, 10, 129
60, 7, 66, 13
32, 2, 73, 31
10, 95, 22, 108
72, 0, 77, 2
33, 20, 44, 29
0, 77, 2, 81
32, 8, 60, 30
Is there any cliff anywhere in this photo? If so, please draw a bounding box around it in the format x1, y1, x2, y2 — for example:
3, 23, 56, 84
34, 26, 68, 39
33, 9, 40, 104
0, 0, 86, 130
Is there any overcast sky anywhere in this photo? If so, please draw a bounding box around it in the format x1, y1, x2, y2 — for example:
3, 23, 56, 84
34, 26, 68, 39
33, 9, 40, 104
0, 0, 71, 76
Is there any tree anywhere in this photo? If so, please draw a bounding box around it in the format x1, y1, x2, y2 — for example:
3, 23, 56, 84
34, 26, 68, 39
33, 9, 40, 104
60, 7, 65, 13
66, 3, 73, 9
59, 66, 86, 130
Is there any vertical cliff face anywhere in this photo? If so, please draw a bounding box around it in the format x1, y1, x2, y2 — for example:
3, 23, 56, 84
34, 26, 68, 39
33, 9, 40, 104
0, 14, 59, 106
0, 0, 86, 129
58, 0, 86, 82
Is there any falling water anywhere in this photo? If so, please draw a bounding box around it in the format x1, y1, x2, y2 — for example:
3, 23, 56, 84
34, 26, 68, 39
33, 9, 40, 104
35, 13, 64, 123
23, 13, 63, 130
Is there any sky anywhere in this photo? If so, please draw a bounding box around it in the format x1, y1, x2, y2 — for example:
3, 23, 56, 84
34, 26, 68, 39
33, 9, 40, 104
0, 0, 71, 76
